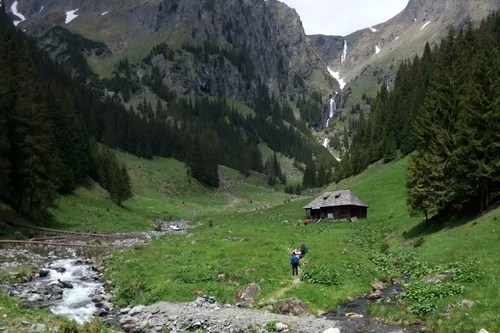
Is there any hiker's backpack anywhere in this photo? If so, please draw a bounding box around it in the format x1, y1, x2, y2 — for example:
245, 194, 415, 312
301, 244, 308, 254
291, 255, 299, 265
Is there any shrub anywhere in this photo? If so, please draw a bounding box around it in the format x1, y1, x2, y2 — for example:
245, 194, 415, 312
401, 282, 464, 316
265, 321, 277, 332
413, 237, 425, 247
380, 241, 389, 254
301, 265, 341, 286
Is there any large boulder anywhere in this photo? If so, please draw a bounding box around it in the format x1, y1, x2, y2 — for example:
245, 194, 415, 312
273, 297, 310, 316
235, 283, 261, 308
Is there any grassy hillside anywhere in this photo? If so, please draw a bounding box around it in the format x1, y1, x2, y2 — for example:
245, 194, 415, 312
104, 157, 499, 333
44, 152, 291, 234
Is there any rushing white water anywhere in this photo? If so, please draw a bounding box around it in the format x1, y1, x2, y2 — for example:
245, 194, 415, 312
34, 259, 102, 324
11, 1, 26, 26
325, 97, 336, 128
329, 98, 335, 119
323, 138, 330, 148
341, 40, 348, 63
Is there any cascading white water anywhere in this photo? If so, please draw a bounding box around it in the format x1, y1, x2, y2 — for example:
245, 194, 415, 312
322, 138, 330, 148
341, 40, 348, 63
34, 259, 103, 324
326, 97, 336, 128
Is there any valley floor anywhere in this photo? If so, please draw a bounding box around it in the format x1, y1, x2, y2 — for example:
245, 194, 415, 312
0, 153, 499, 333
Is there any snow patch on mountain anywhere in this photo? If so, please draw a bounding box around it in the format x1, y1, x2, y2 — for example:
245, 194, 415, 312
394, 36, 400, 41
369, 27, 377, 32
101, 11, 108, 16
65, 9, 79, 24
375, 46, 381, 55
421, 21, 431, 30
11, 1, 26, 26
327, 67, 346, 90
39, 6, 44, 12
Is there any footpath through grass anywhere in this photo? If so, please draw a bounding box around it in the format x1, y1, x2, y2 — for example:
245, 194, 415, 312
104, 157, 500, 333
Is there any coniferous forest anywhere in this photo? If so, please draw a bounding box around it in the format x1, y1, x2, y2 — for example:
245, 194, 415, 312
0, 3, 336, 221
336, 13, 500, 220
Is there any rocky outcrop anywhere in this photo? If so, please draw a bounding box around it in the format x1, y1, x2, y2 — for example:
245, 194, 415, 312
13, 0, 336, 102
273, 298, 310, 316
235, 283, 261, 308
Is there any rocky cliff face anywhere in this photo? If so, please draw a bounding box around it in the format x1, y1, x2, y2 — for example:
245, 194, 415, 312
310, 0, 500, 86
6, 0, 337, 102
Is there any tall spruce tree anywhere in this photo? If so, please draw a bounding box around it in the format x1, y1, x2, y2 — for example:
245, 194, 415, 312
12, 51, 59, 220
111, 164, 133, 206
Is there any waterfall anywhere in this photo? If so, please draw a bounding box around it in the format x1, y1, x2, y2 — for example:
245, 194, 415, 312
341, 40, 348, 63
323, 138, 330, 148
325, 97, 336, 128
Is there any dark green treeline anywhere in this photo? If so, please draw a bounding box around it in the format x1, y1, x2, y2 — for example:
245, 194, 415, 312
335, 13, 500, 219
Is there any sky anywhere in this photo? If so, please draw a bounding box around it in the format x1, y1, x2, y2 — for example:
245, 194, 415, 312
279, 0, 409, 36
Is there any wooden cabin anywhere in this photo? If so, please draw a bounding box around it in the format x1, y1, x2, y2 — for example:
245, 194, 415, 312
303, 190, 368, 221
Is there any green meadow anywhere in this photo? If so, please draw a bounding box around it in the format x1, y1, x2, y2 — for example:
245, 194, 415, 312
1, 152, 499, 333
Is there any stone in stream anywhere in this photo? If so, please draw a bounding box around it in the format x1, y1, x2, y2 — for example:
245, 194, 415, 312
92, 295, 103, 303
38, 270, 49, 278
129, 305, 145, 316
323, 329, 341, 333
371, 281, 384, 291
57, 279, 73, 289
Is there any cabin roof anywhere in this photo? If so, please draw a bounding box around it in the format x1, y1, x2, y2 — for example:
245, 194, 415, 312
303, 190, 369, 209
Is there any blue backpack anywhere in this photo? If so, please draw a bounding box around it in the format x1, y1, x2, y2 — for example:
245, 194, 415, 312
291, 255, 299, 265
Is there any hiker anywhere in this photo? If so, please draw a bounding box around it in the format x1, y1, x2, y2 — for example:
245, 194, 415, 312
303, 218, 309, 226
300, 244, 308, 259
291, 252, 300, 276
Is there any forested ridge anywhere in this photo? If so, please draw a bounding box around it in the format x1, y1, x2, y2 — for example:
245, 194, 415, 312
336, 12, 500, 219
0, 2, 337, 222
0, 7, 132, 221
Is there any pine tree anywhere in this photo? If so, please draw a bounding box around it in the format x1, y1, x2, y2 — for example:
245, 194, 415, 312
12, 51, 59, 220
111, 164, 133, 206
383, 137, 397, 163
302, 161, 316, 189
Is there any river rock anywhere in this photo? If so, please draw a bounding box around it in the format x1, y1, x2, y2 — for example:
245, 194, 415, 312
367, 290, 383, 300
273, 298, 310, 316
38, 270, 49, 278
52, 286, 63, 295
27, 294, 43, 302
235, 283, 261, 308
92, 295, 104, 303
323, 329, 340, 333
129, 305, 145, 316
371, 281, 384, 291
276, 322, 288, 332
71, 268, 83, 277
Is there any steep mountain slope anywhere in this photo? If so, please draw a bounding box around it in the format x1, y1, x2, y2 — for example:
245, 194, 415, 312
311, 0, 500, 90
6, 0, 337, 101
